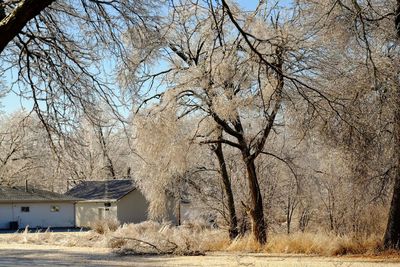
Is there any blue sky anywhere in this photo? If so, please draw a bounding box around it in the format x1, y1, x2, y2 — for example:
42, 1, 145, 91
238, 0, 292, 10
1, 0, 292, 115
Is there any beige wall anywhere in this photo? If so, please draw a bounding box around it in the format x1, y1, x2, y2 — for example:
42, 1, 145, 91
117, 190, 148, 224
75, 201, 117, 227
75, 190, 179, 227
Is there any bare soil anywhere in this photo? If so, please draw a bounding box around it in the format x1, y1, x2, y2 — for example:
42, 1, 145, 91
0, 243, 398, 267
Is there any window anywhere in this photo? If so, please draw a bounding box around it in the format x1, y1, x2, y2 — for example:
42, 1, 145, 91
21, 207, 29, 212
98, 208, 104, 220
50, 205, 60, 212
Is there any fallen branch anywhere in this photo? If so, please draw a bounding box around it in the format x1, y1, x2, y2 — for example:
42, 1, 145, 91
111, 236, 177, 255
110, 236, 205, 256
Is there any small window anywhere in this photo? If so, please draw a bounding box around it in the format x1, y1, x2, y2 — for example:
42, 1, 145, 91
21, 206, 29, 212
50, 205, 60, 212
98, 208, 104, 220
104, 202, 111, 207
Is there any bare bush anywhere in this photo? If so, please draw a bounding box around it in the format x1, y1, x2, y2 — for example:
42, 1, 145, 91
110, 221, 226, 255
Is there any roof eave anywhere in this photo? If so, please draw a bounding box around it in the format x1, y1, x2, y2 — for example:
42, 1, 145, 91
0, 199, 80, 203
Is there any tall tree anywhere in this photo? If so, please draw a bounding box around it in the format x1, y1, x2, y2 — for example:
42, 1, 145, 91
126, 0, 321, 244
384, 0, 400, 249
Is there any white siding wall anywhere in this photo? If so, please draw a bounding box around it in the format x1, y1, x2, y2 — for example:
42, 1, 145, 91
0, 202, 75, 229
0, 204, 13, 229
75, 201, 117, 227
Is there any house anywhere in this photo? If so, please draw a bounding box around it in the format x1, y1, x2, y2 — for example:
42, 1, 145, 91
0, 186, 79, 229
66, 179, 152, 227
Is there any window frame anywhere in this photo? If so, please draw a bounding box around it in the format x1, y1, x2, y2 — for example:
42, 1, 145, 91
21, 206, 30, 212
50, 205, 60, 212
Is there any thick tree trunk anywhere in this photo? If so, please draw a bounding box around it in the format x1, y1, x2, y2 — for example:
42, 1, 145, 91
384, 165, 400, 248
383, 0, 400, 249
0, 0, 55, 54
213, 142, 238, 240
384, 82, 400, 248
244, 157, 267, 244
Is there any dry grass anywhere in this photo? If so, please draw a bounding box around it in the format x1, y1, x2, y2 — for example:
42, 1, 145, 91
0, 226, 108, 248
202, 232, 383, 256
0, 222, 393, 258
91, 218, 120, 234
264, 232, 382, 256
107, 222, 386, 257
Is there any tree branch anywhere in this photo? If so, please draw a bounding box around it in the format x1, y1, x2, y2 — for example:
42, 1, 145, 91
0, 0, 55, 54
201, 138, 242, 150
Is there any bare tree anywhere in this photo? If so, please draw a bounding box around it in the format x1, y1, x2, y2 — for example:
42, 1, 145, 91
294, 0, 400, 248
126, 0, 322, 244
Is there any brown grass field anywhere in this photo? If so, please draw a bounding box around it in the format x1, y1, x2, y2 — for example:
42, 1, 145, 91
0, 223, 399, 266
0, 243, 398, 267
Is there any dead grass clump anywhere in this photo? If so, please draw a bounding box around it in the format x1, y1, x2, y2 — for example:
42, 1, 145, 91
266, 232, 327, 254
264, 232, 382, 256
196, 229, 230, 251
91, 218, 120, 234
195, 231, 382, 256
225, 235, 263, 252
0, 228, 108, 248
7, 227, 55, 245
334, 235, 382, 256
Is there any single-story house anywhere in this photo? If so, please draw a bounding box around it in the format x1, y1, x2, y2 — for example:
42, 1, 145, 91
0, 186, 79, 229
66, 179, 154, 227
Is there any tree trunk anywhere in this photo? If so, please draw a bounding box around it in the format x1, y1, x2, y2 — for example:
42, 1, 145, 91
383, 82, 400, 248
383, 0, 400, 249
244, 157, 267, 244
286, 195, 292, 234
0, 0, 55, 54
213, 142, 238, 240
97, 126, 116, 178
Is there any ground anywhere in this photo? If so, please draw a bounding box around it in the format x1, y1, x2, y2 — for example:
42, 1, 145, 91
0, 243, 398, 267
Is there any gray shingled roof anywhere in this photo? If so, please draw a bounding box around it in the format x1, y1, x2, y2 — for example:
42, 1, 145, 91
0, 186, 80, 202
66, 179, 136, 200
